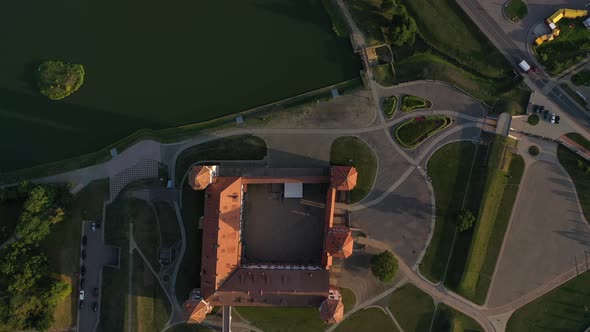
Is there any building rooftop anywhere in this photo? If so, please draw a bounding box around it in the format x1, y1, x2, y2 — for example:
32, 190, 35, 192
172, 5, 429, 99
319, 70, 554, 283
330, 166, 358, 191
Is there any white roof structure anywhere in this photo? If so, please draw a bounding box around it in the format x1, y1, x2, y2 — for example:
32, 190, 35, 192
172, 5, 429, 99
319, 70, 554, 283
284, 183, 303, 198
584, 17, 590, 29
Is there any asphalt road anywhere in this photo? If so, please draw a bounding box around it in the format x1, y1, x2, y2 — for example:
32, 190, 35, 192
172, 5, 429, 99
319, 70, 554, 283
78, 220, 119, 332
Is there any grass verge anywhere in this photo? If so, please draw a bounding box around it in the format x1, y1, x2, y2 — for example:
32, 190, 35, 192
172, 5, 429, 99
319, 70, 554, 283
236, 307, 328, 332
506, 271, 590, 332
330, 136, 378, 203
504, 0, 527, 22
432, 303, 483, 332
388, 283, 435, 332
572, 68, 590, 86
341, 287, 357, 313
457, 135, 525, 304
41, 180, 109, 330
557, 145, 590, 223
321, 0, 349, 38
335, 308, 399, 332
493, 88, 531, 115
383, 95, 398, 119
374, 64, 396, 87
132, 201, 161, 270
567, 132, 590, 150
394, 115, 452, 149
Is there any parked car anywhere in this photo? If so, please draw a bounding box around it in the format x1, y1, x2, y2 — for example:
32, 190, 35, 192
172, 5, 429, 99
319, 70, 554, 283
79, 290, 85, 300
95, 221, 101, 229
539, 105, 545, 112
82, 235, 87, 246
92, 302, 98, 312
543, 110, 549, 119
79, 300, 85, 310
91, 222, 96, 232
82, 250, 86, 260
81, 265, 86, 276
80, 278, 85, 289
550, 113, 556, 124
93, 287, 99, 297
556, 116, 561, 124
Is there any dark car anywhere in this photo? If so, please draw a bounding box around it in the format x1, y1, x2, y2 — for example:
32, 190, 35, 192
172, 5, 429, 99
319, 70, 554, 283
82, 250, 86, 260
96, 221, 101, 229
79, 300, 85, 310
555, 116, 561, 124
81, 265, 86, 276
93, 287, 99, 297
82, 235, 87, 246
532, 105, 540, 113
92, 302, 98, 312
80, 278, 85, 289
539, 105, 545, 112
543, 110, 549, 119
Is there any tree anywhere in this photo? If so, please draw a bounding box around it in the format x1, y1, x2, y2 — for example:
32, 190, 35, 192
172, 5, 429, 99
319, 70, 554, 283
381, 0, 394, 11
389, 5, 418, 47
370, 250, 398, 282
457, 209, 476, 232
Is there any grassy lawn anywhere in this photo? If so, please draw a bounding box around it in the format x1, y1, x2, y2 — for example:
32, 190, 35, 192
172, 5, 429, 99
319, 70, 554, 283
557, 145, 590, 223
504, 0, 527, 22
493, 88, 531, 116
40, 179, 109, 330
394, 115, 452, 149
560, 83, 589, 108
432, 303, 483, 332
388, 283, 435, 332
374, 63, 396, 87
572, 68, 590, 86
341, 287, 357, 313
400, 0, 510, 78
383, 95, 398, 119
394, 53, 521, 108
535, 19, 590, 75
132, 200, 161, 270
335, 308, 399, 332
236, 307, 329, 332
458, 135, 526, 304
131, 252, 171, 332
330, 136, 378, 203
175, 134, 267, 185
567, 132, 590, 150
506, 271, 590, 332
421, 142, 486, 283
401, 94, 431, 112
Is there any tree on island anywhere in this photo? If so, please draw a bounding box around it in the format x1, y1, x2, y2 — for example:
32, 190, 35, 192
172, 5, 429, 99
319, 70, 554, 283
36, 60, 85, 100
457, 209, 476, 232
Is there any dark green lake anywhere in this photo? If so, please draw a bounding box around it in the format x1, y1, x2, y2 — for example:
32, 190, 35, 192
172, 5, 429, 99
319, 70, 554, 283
0, 0, 360, 172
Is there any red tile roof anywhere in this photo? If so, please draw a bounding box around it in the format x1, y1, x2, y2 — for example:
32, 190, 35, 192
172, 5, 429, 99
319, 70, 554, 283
188, 165, 214, 190
183, 299, 211, 323
200, 177, 243, 299
326, 226, 354, 259
330, 166, 358, 191
319, 298, 344, 323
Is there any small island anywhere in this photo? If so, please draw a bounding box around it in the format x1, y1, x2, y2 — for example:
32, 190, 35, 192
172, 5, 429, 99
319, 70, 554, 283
37, 60, 85, 100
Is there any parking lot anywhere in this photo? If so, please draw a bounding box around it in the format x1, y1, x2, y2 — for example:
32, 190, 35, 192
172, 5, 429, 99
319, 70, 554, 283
77, 220, 119, 332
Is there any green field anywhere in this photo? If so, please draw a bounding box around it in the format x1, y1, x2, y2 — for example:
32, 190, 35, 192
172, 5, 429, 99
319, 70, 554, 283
458, 135, 525, 304
420, 142, 486, 285
0, 0, 360, 172
236, 307, 329, 332
572, 69, 590, 86
388, 283, 435, 332
341, 288, 357, 313
506, 271, 590, 332
558, 143, 590, 223
432, 303, 483, 332
334, 308, 399, 332
330, 136, 378, 203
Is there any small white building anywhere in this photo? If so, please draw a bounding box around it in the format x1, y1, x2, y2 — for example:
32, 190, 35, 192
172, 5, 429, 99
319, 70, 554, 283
283, 183, 303, 198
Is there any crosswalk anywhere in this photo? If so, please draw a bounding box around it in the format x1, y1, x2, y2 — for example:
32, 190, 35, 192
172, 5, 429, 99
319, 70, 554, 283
541, 80, 556, 95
